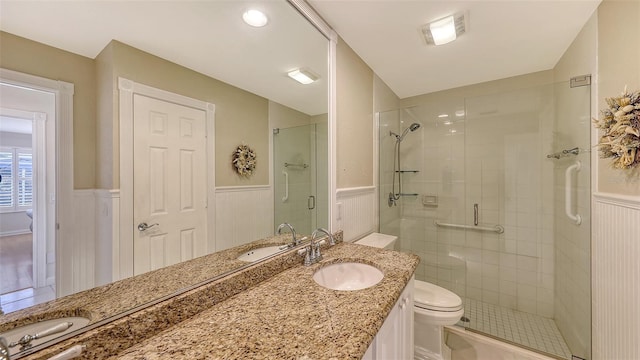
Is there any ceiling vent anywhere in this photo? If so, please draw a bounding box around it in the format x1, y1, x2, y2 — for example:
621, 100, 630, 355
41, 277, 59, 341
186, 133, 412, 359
422, 12, 468, 46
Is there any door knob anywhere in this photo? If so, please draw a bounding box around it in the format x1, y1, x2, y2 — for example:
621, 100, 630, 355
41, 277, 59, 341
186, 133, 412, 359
137, 222, 158, 231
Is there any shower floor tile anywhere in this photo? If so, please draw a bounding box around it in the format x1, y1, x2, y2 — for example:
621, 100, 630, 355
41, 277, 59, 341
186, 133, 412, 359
462, 298, 572, 360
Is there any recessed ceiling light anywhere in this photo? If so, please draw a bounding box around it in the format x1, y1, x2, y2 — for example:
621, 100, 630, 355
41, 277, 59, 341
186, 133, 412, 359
455, 110, 465, 117
422, 12, 467, 46
243, 9, 268, 27
443, 121, 452, 125
438, 114, 449, 118
287, 69, 318, 85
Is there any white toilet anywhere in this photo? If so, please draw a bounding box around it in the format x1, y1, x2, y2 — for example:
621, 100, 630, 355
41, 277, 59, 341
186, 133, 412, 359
354, 232, 397, 250
355, 233, 464, 360
414, 280, 464, 360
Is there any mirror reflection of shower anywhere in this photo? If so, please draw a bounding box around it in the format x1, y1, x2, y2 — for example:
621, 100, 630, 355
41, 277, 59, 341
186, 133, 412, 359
388, 122, 421, 207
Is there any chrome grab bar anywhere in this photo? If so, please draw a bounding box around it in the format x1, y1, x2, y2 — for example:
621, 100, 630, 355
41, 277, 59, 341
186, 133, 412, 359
546, 147, 589, 159
434, 220, 504, 234
284, 162, 308, 168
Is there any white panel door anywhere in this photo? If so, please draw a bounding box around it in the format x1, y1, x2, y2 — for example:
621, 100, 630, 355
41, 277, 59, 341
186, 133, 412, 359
133, 94, 207, 275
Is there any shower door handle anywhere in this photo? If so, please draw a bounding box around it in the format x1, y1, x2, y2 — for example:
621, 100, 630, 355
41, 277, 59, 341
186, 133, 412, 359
473, 203, 479, 226
564, 160, 582, 225
308, 196, 315, 210
282, 170, 289, 202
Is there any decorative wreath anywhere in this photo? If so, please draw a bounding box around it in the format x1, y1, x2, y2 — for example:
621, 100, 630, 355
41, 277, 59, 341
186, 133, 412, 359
593, 87, 640, 169
232, 144, 257, 177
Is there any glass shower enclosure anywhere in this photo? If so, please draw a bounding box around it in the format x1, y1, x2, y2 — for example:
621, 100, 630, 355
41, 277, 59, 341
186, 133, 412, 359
379, 79, 591, 359
273, 123, 328, 235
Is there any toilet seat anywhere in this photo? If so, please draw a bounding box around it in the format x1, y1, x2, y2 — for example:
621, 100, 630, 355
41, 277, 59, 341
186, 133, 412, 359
414, 280, 463, 312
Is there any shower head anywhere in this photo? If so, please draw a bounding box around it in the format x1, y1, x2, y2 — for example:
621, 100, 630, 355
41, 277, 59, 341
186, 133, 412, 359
393, 122, 421, 142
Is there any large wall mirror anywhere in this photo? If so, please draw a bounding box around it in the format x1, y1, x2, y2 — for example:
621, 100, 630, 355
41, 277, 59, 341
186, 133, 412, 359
0, 0, 331, 347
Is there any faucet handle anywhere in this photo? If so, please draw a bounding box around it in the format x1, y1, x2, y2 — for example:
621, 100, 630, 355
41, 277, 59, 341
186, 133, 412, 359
314, 244, 323, 262
304, 246, 312, 266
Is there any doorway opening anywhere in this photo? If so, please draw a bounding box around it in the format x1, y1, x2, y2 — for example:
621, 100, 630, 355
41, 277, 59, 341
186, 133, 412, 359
0, 83, 56, 314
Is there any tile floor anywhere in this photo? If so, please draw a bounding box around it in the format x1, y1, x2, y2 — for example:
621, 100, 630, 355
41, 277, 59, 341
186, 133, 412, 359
462, 298, 572, 360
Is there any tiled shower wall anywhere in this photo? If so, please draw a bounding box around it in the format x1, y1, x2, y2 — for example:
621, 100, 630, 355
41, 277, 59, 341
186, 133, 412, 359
381, 84, 580, 318
380, 79, 591, 358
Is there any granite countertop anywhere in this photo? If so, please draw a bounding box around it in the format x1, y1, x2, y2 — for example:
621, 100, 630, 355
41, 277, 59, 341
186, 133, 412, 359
0, 234, 298, 334
10, 233, 418, 360
110, 243, 419, 360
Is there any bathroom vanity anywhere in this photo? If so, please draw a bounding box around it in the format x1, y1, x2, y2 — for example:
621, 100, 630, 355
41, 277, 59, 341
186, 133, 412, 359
1, 234, 419, 359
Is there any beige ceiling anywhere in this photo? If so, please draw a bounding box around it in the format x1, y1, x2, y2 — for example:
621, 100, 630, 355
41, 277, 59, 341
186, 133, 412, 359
0, 1, 328, 116
1, 1, 602, 106
308, 0, 601, 98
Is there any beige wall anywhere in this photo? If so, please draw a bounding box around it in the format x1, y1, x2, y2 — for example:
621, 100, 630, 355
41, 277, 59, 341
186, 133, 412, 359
596, 0, 640, 196
336, 37, 374, 188
1, 34, 275, 189
269, 101, 312, 130
554, 15, 598, 83
95, 43, 117, 189
373, 74, 400, 114
96, 41, 269, 188
592, 2, 640, 359
0, 31, 96, 189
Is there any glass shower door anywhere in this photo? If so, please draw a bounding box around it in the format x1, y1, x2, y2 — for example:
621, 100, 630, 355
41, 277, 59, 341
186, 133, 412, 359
462, 81, 591, 359
273, 124, 323, 235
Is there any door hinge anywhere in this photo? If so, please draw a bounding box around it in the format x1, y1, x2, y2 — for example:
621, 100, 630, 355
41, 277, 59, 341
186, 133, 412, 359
570, 75, 591, 88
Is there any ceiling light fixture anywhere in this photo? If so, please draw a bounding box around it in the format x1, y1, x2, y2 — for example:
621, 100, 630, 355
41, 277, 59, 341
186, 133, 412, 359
287, 68, 318, 85
242, 9, 268, 27
422, 12, 467, 46
455, 110, 465, 117
438, 114, 449, 118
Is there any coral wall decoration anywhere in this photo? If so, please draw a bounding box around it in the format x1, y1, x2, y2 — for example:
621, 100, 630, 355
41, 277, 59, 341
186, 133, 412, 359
232, 144, 257, 177
593, 88, 640, 169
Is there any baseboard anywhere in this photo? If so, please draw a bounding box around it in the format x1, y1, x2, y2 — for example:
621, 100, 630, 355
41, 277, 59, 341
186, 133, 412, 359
0, 229, 31, 237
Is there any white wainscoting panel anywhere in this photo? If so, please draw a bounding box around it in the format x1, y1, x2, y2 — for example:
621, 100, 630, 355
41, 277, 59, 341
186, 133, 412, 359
215, 186, 273, 252
336, 186, 376, 242
58, 190, 96, 297
592, 192, 640, 360
95, 189, 120, 286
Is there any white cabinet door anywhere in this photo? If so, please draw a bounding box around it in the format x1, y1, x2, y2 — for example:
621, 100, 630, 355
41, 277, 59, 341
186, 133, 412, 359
375, 296, 403, 359
362, 342, 375, 360
366, 276, 415, 359
400, 276, 415, 359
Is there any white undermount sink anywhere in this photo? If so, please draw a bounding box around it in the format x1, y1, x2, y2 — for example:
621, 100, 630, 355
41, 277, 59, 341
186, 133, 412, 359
1, 316, 90, 356
313, 262, 383, 291
237, 245, 285, 262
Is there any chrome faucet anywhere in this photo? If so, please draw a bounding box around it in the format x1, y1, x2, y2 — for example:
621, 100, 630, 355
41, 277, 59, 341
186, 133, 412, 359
299, 228, 335, 266
276, 223, 297, 247
312, 228, 335, 246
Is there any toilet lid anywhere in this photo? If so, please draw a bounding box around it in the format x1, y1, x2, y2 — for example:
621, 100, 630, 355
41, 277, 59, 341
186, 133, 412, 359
414, 280, 463, 312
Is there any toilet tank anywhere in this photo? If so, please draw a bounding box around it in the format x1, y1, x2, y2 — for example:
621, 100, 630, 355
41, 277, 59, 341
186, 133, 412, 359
355, 233, 397, 250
